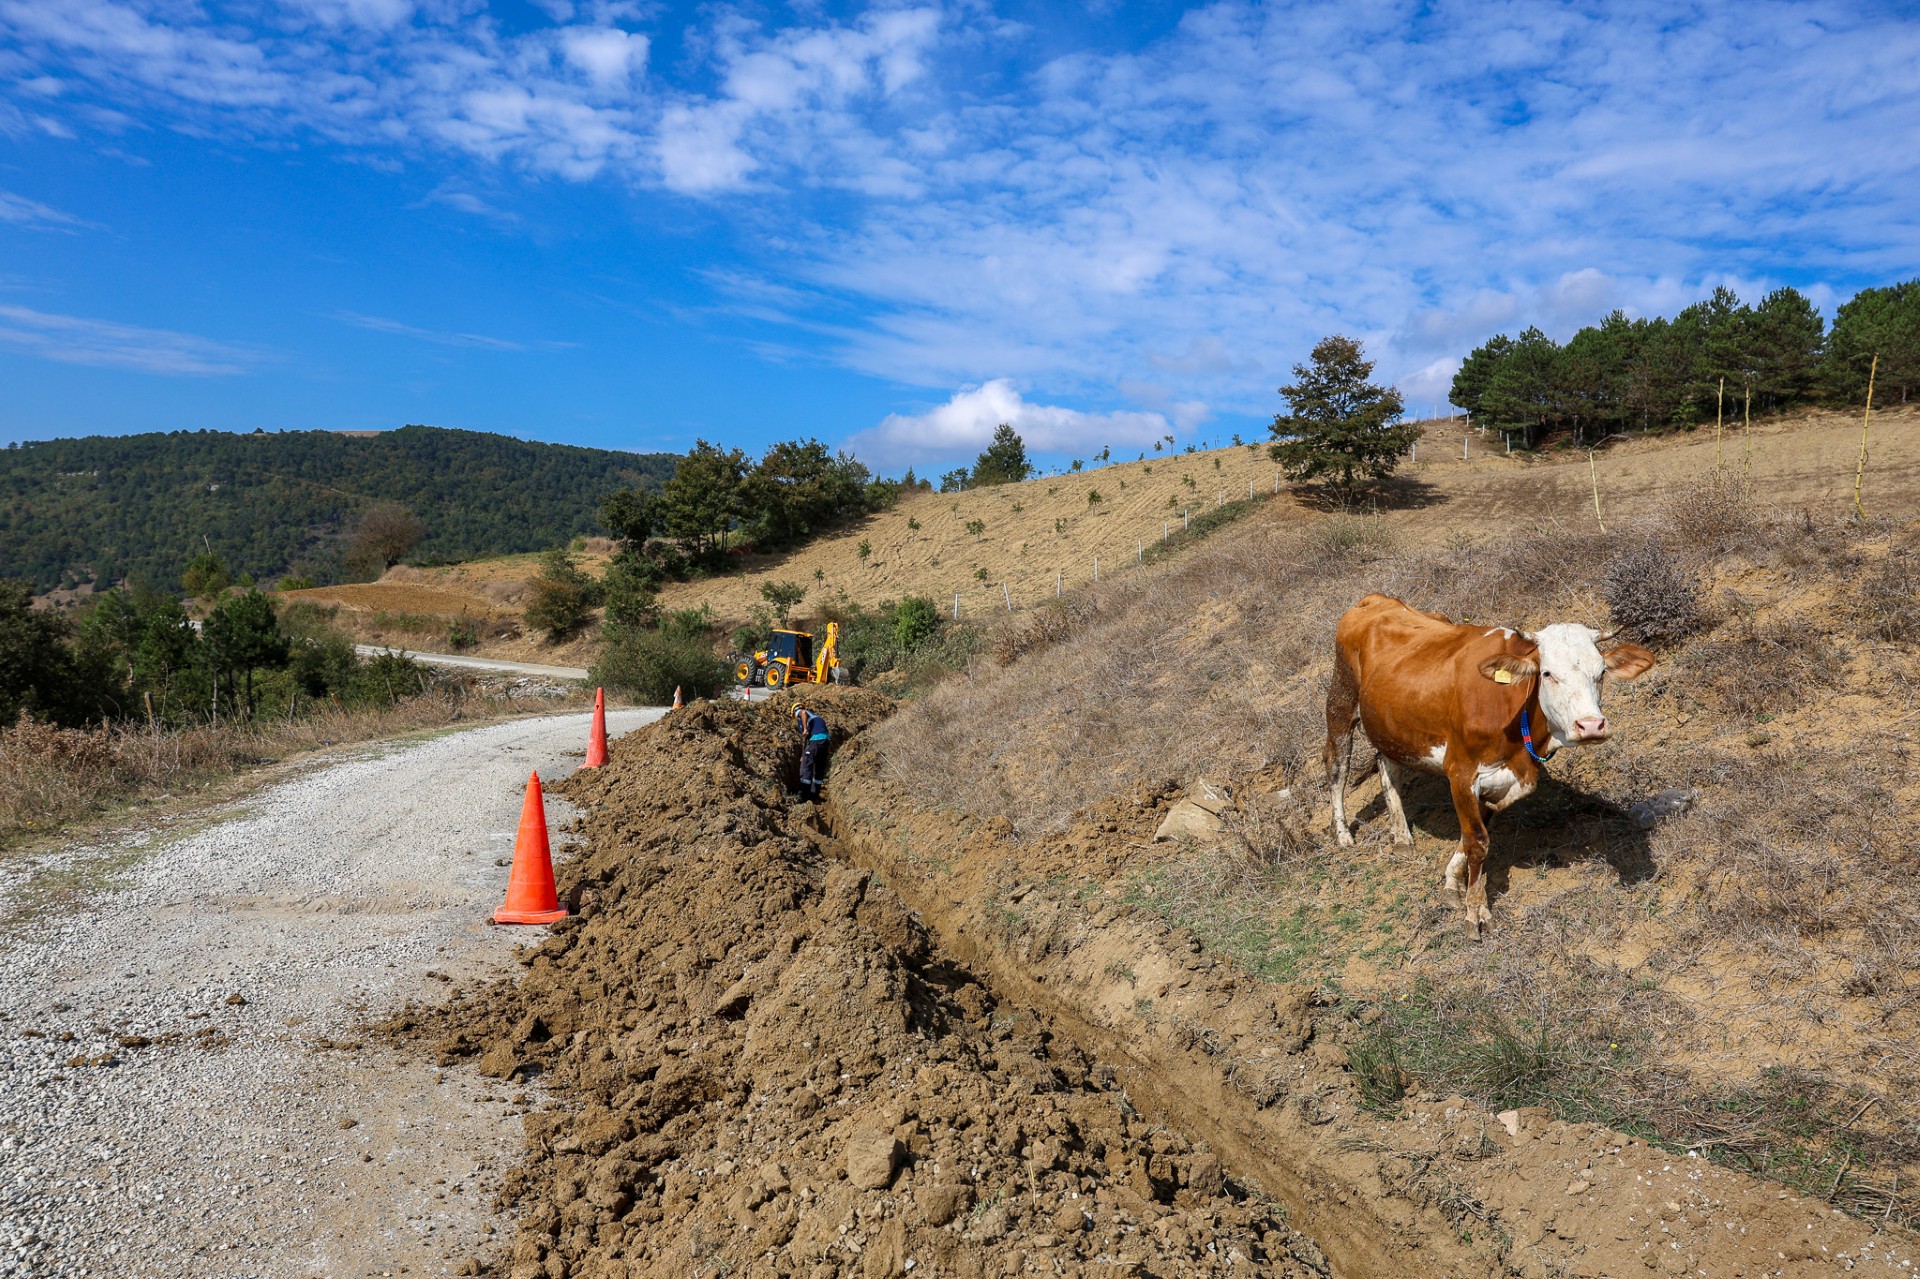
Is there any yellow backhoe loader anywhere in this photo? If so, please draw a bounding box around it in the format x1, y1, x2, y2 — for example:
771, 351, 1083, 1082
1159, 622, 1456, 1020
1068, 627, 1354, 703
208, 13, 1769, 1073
733, 622, 841, 690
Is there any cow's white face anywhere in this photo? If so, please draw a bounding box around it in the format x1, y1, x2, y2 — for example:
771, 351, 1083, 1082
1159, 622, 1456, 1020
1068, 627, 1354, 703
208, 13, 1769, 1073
1526, 623, 1654, 747
1529, 624, 1610, 746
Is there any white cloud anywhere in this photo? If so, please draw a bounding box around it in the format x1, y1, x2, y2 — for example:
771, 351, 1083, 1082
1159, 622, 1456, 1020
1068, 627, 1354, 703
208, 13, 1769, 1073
847, 378, 1169, 468
0, 304, 264, 374
1396, 358, 1461, 409
334, 311, 568, 351
560, 27, 647, 87
5, 0, 1920, 422
287, 0, 414, 30
0, 189, 92, 231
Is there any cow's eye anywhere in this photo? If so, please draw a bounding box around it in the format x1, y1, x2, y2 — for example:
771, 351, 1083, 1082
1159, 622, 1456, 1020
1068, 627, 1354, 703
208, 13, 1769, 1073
1542, 671, 1555, 681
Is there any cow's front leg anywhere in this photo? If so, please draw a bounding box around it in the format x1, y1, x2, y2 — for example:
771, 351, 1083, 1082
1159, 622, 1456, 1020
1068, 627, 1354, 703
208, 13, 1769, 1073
1445, 763, 1494, 939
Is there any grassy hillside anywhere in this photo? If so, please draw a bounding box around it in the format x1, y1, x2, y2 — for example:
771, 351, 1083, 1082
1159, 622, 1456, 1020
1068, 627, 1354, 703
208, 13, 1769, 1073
867, 414, 1920, 1221
0, 425, 676, 596
624, 403, 1910, 624
300, 405, 1918, 656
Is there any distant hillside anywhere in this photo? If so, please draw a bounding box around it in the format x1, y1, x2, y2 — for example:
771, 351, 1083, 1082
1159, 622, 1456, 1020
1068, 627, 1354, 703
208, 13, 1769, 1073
0, 426, 677, 596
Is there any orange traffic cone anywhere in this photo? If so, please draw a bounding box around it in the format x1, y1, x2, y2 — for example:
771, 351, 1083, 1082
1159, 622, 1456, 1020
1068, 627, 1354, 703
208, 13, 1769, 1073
583, 687, 608, 768
672, 685, 683, 709
493, 772, 567, 925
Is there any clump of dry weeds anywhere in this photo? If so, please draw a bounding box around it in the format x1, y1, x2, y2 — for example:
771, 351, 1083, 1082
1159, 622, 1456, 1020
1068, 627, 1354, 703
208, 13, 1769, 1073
1602, 539, 1704, 645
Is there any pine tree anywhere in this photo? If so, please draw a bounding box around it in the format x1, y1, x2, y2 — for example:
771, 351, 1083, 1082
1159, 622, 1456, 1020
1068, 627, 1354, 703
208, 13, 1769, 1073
202, 588, 288, 718
1449, 334, 1514, 420
971, 424, 1034, 486
1746, 287, 1825, 409
657, 440, 747, 557
1481, 326, 1563, 445
1268, 336, 1418, 497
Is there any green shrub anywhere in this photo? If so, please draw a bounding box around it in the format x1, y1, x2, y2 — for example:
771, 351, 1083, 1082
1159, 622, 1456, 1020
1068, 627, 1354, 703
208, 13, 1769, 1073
524, 548, 602, 641
602, 551, 662, 630
893, 596, 940, 653
592, 622, 728, 704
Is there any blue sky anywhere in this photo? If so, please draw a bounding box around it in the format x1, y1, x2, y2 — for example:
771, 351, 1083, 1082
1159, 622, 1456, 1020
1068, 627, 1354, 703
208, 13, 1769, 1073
2, 0, 1917, 472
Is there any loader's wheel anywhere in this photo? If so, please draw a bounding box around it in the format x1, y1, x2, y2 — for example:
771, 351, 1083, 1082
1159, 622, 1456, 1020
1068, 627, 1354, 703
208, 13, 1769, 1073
734, 661, 752, 684
763, 664, 785, 688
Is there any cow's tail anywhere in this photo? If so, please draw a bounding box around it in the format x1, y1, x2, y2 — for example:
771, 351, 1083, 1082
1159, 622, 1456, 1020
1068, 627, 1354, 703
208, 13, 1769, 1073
1325, 649, 1361, 846
1324, 649, 1360, 785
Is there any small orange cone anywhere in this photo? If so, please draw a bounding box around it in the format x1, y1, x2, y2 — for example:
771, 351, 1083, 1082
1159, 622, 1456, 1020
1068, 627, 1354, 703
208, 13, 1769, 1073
493, 772, 567, 925
583, 687, 608, 768
672, 685, 683, 709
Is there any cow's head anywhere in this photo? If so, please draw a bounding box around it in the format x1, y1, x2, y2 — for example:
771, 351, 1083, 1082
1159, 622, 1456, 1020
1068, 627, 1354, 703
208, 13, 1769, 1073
1479, 624, 1655, 747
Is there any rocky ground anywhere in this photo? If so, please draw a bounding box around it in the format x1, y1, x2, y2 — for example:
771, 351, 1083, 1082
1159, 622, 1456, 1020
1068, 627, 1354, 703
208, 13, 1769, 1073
0, 709, 658, 1279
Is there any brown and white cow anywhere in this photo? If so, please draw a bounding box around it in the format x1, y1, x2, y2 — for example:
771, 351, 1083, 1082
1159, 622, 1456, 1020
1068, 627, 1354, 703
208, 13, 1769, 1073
1325, 593, 1655, 937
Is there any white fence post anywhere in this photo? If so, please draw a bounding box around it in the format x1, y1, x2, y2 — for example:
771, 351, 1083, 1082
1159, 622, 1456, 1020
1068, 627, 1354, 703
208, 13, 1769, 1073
1094, 556, 1099, 581
1184, 507, 1190, 530
1055, 570, 1061, 598
1137, 539, 1143, 563
1003, 582, 1012, 612
1273, 473, 1280, 493
953, 592, 959, 620
1463, 436, 1469, 460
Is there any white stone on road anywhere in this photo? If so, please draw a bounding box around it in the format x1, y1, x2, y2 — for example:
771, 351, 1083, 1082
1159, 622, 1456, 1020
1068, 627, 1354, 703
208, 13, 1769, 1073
0, 709, 659, 1279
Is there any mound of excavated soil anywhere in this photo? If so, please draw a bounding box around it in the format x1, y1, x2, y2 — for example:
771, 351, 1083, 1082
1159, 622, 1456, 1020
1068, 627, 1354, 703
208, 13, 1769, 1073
408, 688, 1324, 1279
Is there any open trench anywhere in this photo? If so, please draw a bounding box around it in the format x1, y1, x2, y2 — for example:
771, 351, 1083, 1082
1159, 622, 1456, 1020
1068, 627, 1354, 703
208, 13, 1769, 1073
414, 689, 1917, 1279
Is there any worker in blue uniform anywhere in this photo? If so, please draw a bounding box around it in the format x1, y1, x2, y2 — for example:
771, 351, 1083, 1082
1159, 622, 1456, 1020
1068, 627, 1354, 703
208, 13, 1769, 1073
794, 706, 830, 802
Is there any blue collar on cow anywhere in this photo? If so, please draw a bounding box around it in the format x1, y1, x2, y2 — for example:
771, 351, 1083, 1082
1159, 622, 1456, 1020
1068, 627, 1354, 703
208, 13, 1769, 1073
1521, 708, 1556, 764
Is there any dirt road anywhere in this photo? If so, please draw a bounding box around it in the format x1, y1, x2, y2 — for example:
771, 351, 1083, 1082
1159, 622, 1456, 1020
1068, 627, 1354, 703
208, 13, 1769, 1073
351, 646, 591, 681
0, 709, 658, 1279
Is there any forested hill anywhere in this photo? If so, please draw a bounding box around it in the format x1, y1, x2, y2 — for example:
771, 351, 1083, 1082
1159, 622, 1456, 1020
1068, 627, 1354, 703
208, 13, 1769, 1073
0, 426, 678, 595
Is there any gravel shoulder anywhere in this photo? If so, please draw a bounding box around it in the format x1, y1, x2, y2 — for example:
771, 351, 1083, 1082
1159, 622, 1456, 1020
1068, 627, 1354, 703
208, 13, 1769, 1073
0, 709, 660, 1279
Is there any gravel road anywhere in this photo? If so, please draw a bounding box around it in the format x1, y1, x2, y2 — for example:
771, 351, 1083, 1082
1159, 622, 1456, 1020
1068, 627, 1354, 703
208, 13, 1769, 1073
0, 709, 660, 1279
349, 647, 590, 681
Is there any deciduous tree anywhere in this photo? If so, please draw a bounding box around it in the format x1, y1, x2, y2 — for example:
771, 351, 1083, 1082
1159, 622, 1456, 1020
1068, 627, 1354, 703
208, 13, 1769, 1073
348, 502, 426, 574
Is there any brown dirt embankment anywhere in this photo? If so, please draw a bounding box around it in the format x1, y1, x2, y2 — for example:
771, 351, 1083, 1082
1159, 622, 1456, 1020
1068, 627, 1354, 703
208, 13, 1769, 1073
407, 687, 1331, 1279
827, 739, 1920, 1278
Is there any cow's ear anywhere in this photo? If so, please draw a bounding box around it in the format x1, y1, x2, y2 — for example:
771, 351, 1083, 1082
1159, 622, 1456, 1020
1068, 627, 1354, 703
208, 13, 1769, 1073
1602, 642, 1655, 681
1478, 654, 1537, 685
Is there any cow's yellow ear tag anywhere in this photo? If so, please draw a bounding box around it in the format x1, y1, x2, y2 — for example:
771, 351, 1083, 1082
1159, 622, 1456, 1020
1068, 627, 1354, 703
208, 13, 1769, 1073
1493, 669, 1513, 684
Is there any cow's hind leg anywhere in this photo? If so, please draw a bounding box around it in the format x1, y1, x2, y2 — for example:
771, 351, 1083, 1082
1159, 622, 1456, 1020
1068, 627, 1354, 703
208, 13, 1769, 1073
1378, 757, 1414, 845
1445, 762, 1495, 939
1325, 654, 1361, 847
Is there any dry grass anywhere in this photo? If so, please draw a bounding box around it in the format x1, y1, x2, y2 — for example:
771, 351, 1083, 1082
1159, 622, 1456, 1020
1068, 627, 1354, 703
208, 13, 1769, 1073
876, 469, 1920, 1220
0, 680, 589, 849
